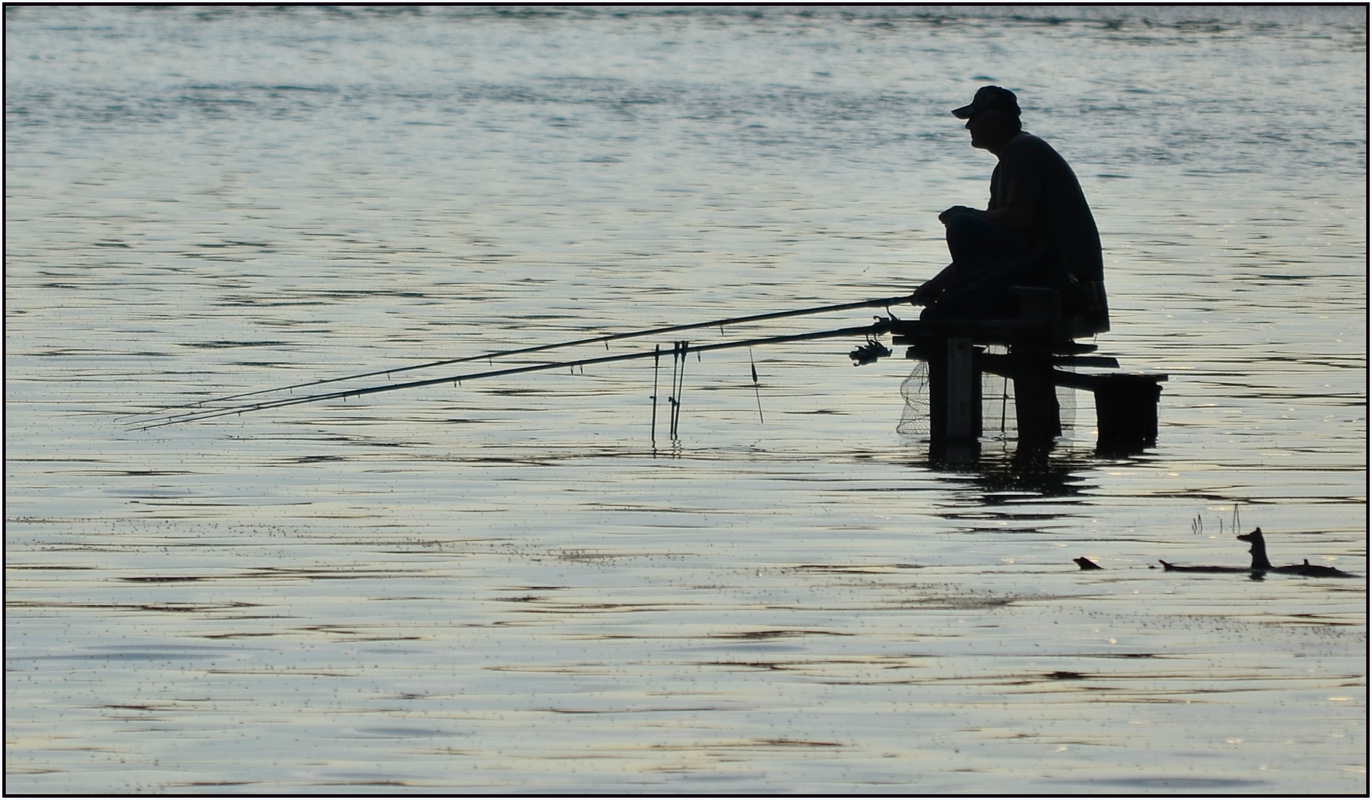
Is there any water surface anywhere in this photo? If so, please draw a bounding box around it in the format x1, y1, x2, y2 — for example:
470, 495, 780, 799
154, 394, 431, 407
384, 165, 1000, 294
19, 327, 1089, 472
5, 6, 1366, 794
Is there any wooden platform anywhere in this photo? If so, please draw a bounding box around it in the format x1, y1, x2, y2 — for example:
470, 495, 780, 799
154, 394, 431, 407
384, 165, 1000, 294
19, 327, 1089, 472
889, 287, 1167, 454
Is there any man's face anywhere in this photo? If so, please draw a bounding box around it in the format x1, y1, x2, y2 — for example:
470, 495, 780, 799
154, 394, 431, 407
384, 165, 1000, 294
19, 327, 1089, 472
964, 109, 1006, 150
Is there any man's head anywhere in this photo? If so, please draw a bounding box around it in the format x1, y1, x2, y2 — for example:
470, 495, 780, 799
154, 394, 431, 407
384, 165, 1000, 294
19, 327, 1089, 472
952, 85, 1020, 120
952, 85, 1022, 152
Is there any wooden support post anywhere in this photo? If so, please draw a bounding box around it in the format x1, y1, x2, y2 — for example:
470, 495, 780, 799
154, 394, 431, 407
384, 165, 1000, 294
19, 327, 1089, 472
1093, 374, 1164, 454
926, 341, 947, 441
946, 337, 980, 441
1012, 348, 1061, 446
927, 337, 980, 444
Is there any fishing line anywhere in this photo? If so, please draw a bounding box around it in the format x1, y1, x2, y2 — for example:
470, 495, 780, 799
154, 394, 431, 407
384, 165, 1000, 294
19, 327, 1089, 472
682, 343, 691, 439
650, 343, 660, 447
749, 348, 764, 424
666, 343, 678, 440
669, 340, 689, 441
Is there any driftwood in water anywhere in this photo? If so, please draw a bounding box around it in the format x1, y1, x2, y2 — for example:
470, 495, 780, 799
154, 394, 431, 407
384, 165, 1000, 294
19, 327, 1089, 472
1160, 528, 1355, 578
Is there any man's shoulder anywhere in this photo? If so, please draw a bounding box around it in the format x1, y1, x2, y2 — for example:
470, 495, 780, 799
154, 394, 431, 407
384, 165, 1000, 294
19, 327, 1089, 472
1003, 132, 1072, 168
1004, 132, 1055, 156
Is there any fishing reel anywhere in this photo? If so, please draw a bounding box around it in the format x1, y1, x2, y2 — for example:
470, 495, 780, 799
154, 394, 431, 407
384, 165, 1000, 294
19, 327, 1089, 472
849, 313, 896, 366
849, 336, 891, 366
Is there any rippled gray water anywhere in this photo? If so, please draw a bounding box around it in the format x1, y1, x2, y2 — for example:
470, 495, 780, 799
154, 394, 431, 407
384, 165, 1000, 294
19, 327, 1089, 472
5, 6, 1366, 794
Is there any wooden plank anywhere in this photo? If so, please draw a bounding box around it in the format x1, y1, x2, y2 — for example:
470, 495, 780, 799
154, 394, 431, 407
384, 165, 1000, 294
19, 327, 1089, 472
1053, 355, 1118, 368
1050, 370, 1169, 391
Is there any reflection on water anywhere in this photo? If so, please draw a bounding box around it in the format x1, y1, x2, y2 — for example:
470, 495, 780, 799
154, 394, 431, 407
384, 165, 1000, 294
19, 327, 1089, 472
926, 441, 1097, 503
5, 5, 1366, 795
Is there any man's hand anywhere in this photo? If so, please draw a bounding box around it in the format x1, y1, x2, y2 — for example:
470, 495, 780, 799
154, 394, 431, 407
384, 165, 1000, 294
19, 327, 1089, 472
910, 264, 959, 305
938, 205, 980, 225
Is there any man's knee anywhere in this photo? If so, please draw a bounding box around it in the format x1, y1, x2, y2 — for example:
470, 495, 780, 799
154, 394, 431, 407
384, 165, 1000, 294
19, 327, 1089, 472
946, 214, 1022, 271
943, 212, 989, 248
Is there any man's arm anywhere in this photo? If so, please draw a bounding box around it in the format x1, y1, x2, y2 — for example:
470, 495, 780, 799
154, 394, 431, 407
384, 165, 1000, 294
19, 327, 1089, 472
939, 201, 1036, 233
980, 200, 1035, 233
911, 261, 959, 305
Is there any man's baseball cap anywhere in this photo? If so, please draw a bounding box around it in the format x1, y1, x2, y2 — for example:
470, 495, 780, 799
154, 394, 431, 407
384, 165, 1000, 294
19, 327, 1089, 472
952, 86, 1020, 119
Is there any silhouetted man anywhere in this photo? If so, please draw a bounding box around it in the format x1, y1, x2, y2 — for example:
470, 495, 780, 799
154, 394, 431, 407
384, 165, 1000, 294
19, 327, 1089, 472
913, 86, 1108, 334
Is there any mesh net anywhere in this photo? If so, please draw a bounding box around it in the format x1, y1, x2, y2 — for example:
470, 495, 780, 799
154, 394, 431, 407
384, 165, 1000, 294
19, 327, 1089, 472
896, 361, 931, 437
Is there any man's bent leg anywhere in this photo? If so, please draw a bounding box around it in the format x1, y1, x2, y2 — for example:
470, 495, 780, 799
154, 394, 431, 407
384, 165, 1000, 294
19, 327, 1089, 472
920, 214, 1030, 320
944, 213, 1026, 274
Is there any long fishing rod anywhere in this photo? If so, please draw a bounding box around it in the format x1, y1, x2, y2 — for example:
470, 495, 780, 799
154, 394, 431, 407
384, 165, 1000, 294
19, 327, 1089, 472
131, 291, 915, 421
135, 321, 891, 430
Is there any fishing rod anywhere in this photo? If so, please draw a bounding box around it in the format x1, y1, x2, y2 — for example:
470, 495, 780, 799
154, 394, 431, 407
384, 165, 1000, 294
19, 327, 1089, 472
130, 291, 915, 422
134, 320, 892, 430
